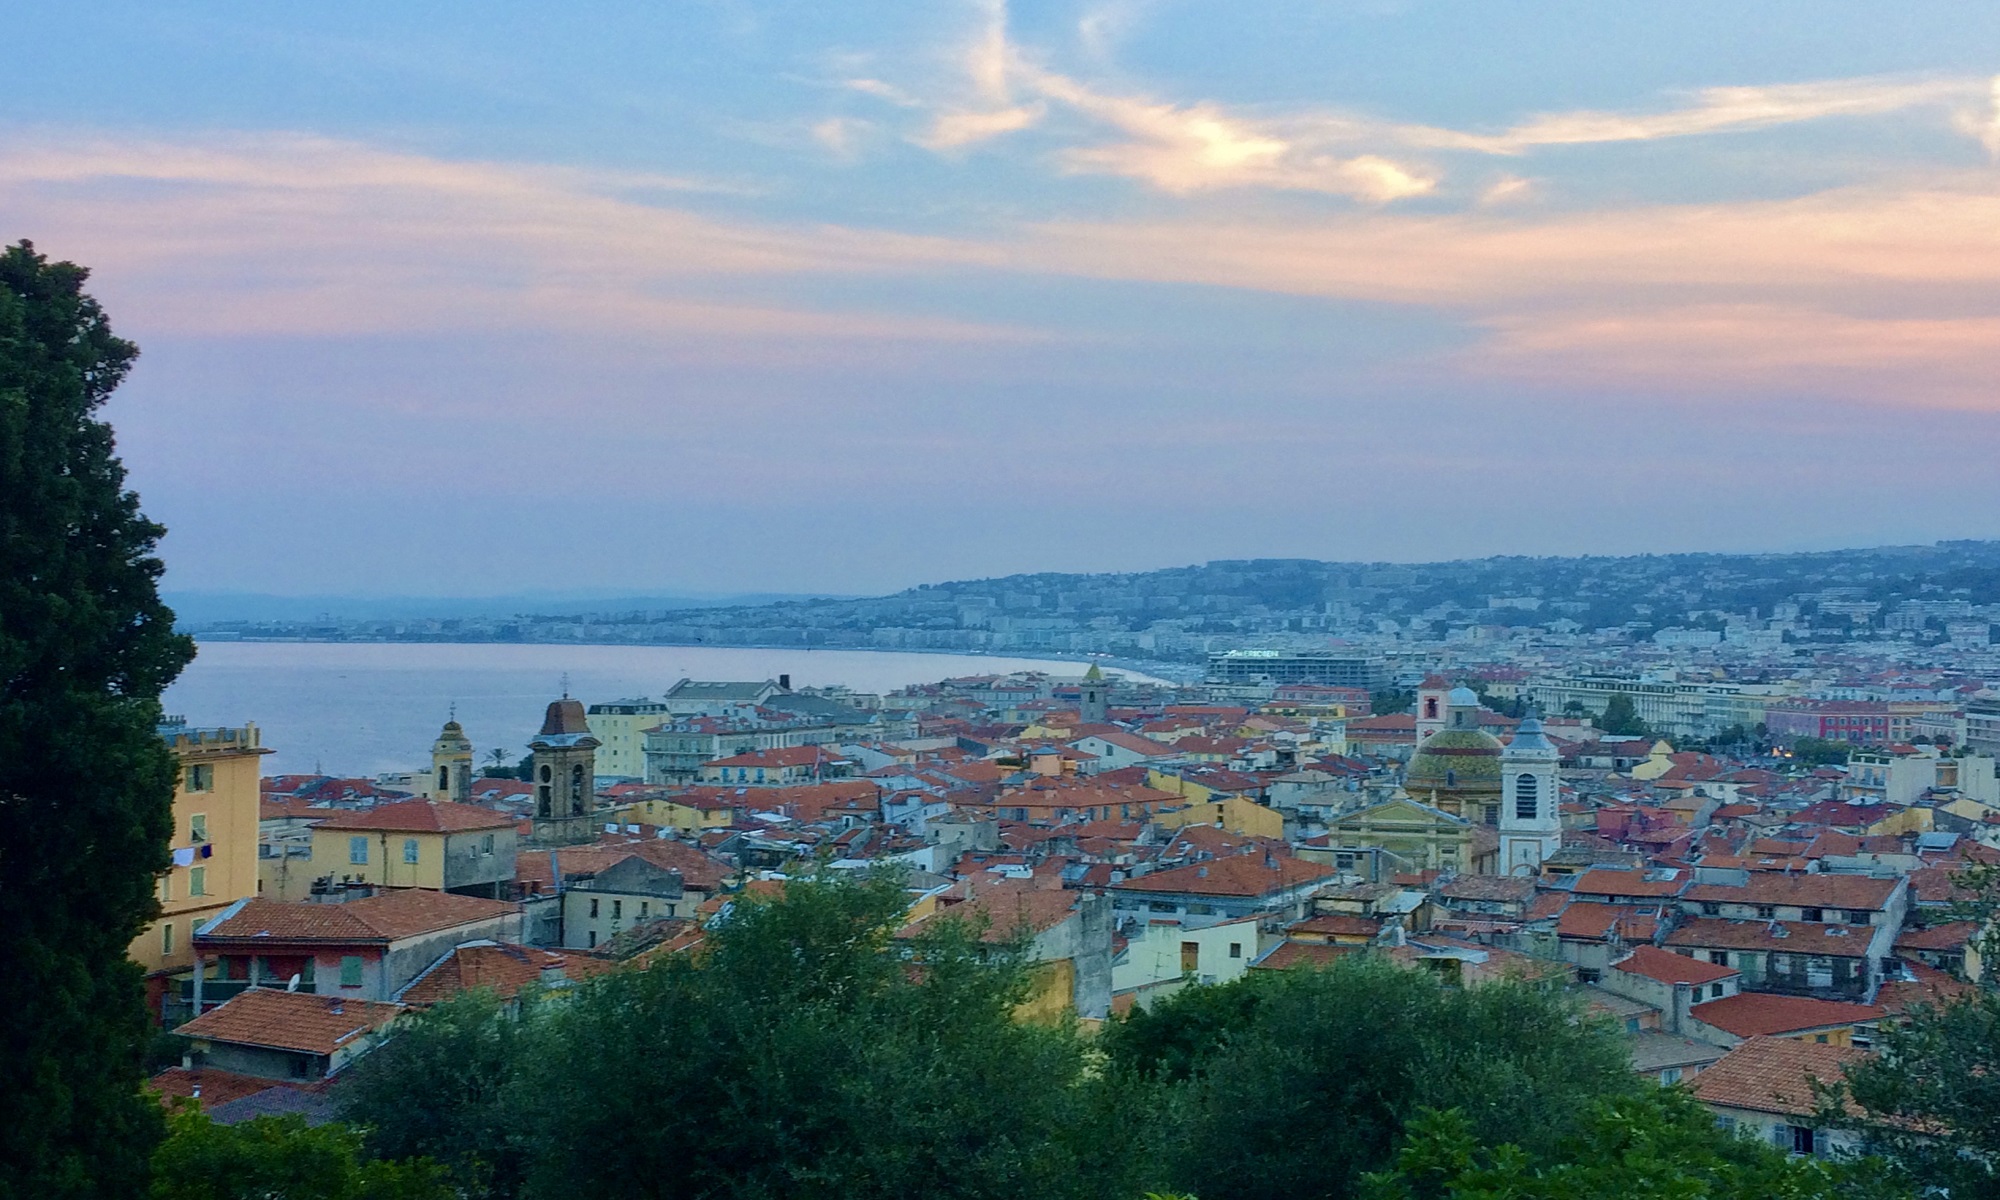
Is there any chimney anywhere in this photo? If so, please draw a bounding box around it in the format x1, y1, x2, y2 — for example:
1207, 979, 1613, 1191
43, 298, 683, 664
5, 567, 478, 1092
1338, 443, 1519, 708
778, 674, 791, 691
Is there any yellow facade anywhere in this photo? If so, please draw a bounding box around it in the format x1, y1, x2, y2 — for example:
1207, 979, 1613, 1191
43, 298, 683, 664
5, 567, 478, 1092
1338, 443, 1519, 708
308, 825, 464, 890
132, 723, 268, 984
585, 702, 674, 780
1151, 793, 1286, 840
611, 797, 736, 833
1625, 741, 1679, 780
1864, 806, 1934, 837
1319, 796, 1475, 874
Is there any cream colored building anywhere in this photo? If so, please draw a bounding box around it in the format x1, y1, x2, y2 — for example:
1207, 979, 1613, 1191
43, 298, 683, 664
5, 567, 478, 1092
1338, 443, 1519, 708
133, 720, 268, 1021
586, 699, 674, 779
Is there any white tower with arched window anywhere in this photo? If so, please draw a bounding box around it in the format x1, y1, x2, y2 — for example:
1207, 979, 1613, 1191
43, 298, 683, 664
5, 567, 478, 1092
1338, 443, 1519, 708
1500, 713, 1562, 874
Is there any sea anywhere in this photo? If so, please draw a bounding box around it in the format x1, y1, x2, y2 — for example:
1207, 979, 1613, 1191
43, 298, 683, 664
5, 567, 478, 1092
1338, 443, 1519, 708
161, 641, 1146, 780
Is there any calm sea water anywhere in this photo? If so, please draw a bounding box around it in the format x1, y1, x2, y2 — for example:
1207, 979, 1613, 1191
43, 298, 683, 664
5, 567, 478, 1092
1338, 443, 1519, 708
162, 641, 1133, 779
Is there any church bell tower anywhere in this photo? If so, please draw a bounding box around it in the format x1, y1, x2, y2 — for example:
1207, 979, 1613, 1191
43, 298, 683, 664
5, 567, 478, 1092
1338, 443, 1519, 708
429, 715, 474, 803
1079, 663, 1110, 724
529, 696, 601, 846
1500, 713, 1562, 874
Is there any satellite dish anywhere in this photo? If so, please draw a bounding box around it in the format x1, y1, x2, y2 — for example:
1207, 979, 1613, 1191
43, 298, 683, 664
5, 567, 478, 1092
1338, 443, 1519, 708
286, 974, 302, 992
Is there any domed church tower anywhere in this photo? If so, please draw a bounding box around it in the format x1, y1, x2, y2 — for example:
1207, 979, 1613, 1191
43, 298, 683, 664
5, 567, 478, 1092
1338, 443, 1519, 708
1500, 713, 1562, 874
529, 696, 601, 847
1403, 686, 1504, 826
429, 715, 474, 803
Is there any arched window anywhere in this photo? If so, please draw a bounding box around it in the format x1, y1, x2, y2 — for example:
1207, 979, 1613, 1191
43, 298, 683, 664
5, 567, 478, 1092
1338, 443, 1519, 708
539, 764, 553, 783
571, 764, 587, 814
1514, 772, 1539, 820
437, 766, 449, 791
1424, 697, 1438, 719
537, 785, 552, 818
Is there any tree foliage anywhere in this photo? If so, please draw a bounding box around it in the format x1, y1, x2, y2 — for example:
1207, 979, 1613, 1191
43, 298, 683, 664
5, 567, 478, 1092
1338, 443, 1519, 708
1788, 737, 1853, 768
1597, 692, 1650, 737
0, 240, 195, 1200
151, 1108, 450, 1200
1101, 958, 1639, 1200
1363, 1089, 1907, 1200
342, 870, 1147, 1200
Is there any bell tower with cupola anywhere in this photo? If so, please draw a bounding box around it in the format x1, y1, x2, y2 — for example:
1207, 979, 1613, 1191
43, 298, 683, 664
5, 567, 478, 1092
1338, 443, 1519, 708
1079, 663, 1110, 725
529, 694, 601, 847
1500, 712, 1563, 874
429, 713, 474, 803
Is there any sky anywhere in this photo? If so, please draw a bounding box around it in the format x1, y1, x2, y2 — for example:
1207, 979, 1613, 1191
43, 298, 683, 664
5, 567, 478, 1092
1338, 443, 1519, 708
8, 2, 2000, 597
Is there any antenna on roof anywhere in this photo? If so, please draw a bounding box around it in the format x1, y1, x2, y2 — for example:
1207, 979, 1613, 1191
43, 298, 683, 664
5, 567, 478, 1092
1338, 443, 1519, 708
560, 672, 571, 700
449, 700, 458, 722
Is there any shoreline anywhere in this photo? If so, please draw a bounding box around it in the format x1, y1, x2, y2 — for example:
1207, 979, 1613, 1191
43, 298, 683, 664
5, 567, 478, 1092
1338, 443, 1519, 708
185, 635, 1201, 684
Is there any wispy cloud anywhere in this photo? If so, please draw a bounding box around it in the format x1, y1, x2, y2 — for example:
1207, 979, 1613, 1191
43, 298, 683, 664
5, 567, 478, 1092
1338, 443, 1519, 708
0, 133, 1022, 346
1404, 74, 1991, 154
848, 4, 2000, 200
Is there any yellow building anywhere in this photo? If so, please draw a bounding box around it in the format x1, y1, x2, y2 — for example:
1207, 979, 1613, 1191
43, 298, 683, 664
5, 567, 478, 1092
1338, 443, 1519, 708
612, 791, 740, 833
1152, 793, 1286, 840
133, 720, 269, 1022
1318, 795, 1481, 875
308, 798, 517, 897
585, 699, 675, 780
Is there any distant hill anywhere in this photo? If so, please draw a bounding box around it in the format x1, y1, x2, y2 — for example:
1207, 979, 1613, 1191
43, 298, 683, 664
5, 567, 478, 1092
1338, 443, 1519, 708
165, 590, 847, 626
172, 541, 2000, 662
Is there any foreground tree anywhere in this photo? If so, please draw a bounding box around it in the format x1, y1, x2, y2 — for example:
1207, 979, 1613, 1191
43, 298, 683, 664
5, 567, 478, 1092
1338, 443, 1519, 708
1103, 959, 1638, 1200
151, 1109, 450, 1200
1363, 1090, 1908, 1200
0, 241, 195, 1199
343, 870, 1149, 1200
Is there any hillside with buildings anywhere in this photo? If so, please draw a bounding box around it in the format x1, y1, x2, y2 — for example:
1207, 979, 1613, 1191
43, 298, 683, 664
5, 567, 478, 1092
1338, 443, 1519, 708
184, 542, 2000, 674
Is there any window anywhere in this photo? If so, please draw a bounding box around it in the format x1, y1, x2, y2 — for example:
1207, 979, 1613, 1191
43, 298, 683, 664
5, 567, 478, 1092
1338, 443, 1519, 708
340, 956, 363, 987
1756, 905, 1776, 920
349, 836, 369, 865
1708, 950, 1729, 965
403, 838, 420, 864
160, 874, 171, 902
437, 765, 450, 792
590, 898, 600, 918
184, 764, 213, 792
1801, 907, 1823, 922
1229, 942, 1242, 959
482, 833, 495, 855
1514, 772, 1539, 820
611, 900, 622, 920
1180, 942, 1200, 973
188, 867, 206, 897
1710, 982, 1726, 999
161, 922, 174, 955
1847, 910, 1871, 925
588, 930, 598, 948
189, 814, 209, 842
1790, 1125, 1817, 1156
1660, 1066, 1682, 1085
639, 902, 650, 919
1814, 1034, 1829, 1043
1626, 1017, 1641, 1032
1701, 902, 1720, 916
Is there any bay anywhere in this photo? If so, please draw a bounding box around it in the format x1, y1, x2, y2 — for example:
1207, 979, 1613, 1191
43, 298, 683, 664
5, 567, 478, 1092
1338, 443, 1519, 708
162, 641, 1141, 779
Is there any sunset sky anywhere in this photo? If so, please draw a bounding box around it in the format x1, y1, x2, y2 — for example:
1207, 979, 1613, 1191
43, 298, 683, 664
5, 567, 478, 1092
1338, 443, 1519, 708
10, 2, 2000, 595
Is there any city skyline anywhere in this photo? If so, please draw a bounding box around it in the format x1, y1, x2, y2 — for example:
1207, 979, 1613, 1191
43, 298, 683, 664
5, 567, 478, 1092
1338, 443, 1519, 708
8, 2, 2000, 594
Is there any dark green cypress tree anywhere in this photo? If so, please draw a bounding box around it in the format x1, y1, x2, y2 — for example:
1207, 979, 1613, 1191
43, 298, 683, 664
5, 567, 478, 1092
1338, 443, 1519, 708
0, 241, 195, 1199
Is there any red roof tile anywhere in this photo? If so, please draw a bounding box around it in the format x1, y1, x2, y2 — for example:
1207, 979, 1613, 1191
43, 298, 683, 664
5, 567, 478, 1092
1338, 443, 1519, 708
177, 989, 402, 1055
1689, 992, 1884, 1038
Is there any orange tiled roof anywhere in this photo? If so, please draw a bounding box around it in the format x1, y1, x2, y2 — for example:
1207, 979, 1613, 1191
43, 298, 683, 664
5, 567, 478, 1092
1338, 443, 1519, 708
177, 989, 402, 1055
1689, 992, 1884, 1038
199, 890, 518, 944
1612, 944, 1739, 986
1116, 855, 1332, 899
398, 942, 616, 1006
1689, 1036, 1868, 1117
148, 1066, 292, 1108
314, 798, 515, 833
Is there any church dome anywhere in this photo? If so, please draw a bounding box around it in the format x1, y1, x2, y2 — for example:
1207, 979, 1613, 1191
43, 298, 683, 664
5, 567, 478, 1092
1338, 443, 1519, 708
1405, 727, 1505, 792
